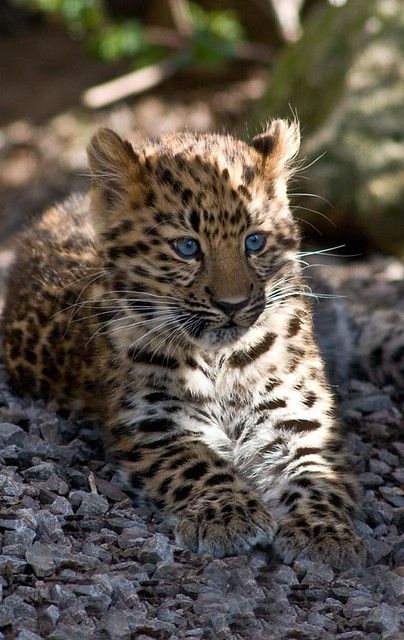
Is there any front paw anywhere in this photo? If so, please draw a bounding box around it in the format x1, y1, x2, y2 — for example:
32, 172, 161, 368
176, 492, 276, 558
276, 514, 366, 569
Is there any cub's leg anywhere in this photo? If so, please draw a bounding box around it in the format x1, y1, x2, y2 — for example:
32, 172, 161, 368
106, 385, 275, 557
233, 344, 364, 567
240, 415, 363, 567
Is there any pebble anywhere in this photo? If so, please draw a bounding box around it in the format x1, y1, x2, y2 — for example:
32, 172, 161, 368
358, 472, 384, 487
118, 526, 149, 549
301, 562, 335, 586
23, 462, 56, 481
344, 394, 392, 414
49, 496, 74, 516
273, 565, 299, 586
0, 264, 404, 639
369, 458, 391, 475
379, 486, 404, 508
364, 603, 401, 634
378, 449, 400, 466
343, 595, 373, 618
0, 422, 24, 442
138, 533, 174, 564
0, 555, 27, 574
76, 493, 109, 517
44, 474, 69, 495
44, 605, 59, 626
25, 542, 56, 577
4, 524, 36, 547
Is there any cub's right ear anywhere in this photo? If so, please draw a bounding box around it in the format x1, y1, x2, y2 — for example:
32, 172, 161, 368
252, 119, 300, 179
87, 128, 140, 206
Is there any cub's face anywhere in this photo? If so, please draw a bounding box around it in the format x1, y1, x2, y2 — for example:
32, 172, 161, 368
88, 122, 300, 348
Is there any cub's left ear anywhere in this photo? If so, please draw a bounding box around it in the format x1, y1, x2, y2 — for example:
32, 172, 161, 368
87, 128, 143, 209
252, 119, 300, 176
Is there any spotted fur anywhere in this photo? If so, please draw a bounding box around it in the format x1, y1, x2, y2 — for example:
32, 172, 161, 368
2, 121, 363, 566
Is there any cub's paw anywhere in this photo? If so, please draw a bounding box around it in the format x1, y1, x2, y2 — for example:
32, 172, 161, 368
176, 493, 276, 558
276, 515, 366, 569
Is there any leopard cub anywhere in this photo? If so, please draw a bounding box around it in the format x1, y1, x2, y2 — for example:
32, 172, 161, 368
3, 120, 363, 566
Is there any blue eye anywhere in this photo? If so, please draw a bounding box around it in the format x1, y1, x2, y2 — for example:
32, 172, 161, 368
245, 232, 266, 254
172, 237, 201, 259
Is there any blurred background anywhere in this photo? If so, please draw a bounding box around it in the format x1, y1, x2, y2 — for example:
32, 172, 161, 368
0, 0, 403, 266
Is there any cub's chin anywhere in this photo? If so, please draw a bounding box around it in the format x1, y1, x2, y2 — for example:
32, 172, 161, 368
198, 322, 247, 347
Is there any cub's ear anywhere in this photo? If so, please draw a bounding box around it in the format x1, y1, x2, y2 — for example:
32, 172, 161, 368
87, 128, 141, 207
252, 119, 300, 176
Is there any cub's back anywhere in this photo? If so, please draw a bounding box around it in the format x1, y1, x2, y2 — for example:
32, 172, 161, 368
2, 194, 106, 410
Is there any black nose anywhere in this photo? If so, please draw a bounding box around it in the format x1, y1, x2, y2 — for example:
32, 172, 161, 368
211, 298, 250, 316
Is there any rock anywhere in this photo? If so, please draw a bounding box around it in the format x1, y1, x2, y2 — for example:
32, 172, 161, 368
358, 472, 384, 488
193, 591, 231, 616
118, 526, 149, 549
343, 596, 373, 618
364, 603, 401, 634
369, 458, 391, 476
345, 395, 393, 415
102, 611, 133, 639
25, 542, 56, 577
363, 538, 392, 564
0, 518, 18, 530
392, 468, 404, 484
39, 420, 64, 444
35, 511, 64, 542
93, 476, 128, 502
379, 486, 404, 508
369, 499, 394, 525
131, 620, 176, 639
256, 0, 404, 255
138, 533, 173, 564
44, 474, 69, 495
391, 442, 404, 457
72, 583, 112, 611
0, 555, 27, 574
76, 493, 109, 517
23, 462, 56, 481
306, 611, 329, 628
44, 605, 59, 626
392, 540, 404, 566
49, 496, 74, 517
49, 584, 75, 609
301, 561, 334, 586
0, 594, 37, 627
3, 524, 36, 547
111, 577, 145, 610
0, 423, 24, 442
16, 632, 44, 640
293, 559, 317, 580
2, 543, 26, 557
378, 449, 400, 467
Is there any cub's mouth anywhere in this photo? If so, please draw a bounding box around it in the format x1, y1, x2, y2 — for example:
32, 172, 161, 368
199, 321, 247, 346
221, 320, 237, 330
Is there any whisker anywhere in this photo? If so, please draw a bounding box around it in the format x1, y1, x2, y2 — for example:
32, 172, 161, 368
295, 217, 322, 236
290, 192, 332, 205
293, 151, 327, 174
88, 313, 180, 347
126, 316, 183, 358
292, 205, 336, 229
297, 244, 346, 258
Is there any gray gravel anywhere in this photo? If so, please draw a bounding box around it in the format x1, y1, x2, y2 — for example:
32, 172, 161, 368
1, 258, 404, 639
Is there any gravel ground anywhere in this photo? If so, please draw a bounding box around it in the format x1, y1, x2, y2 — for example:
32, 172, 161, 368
0, 257, 403, 640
